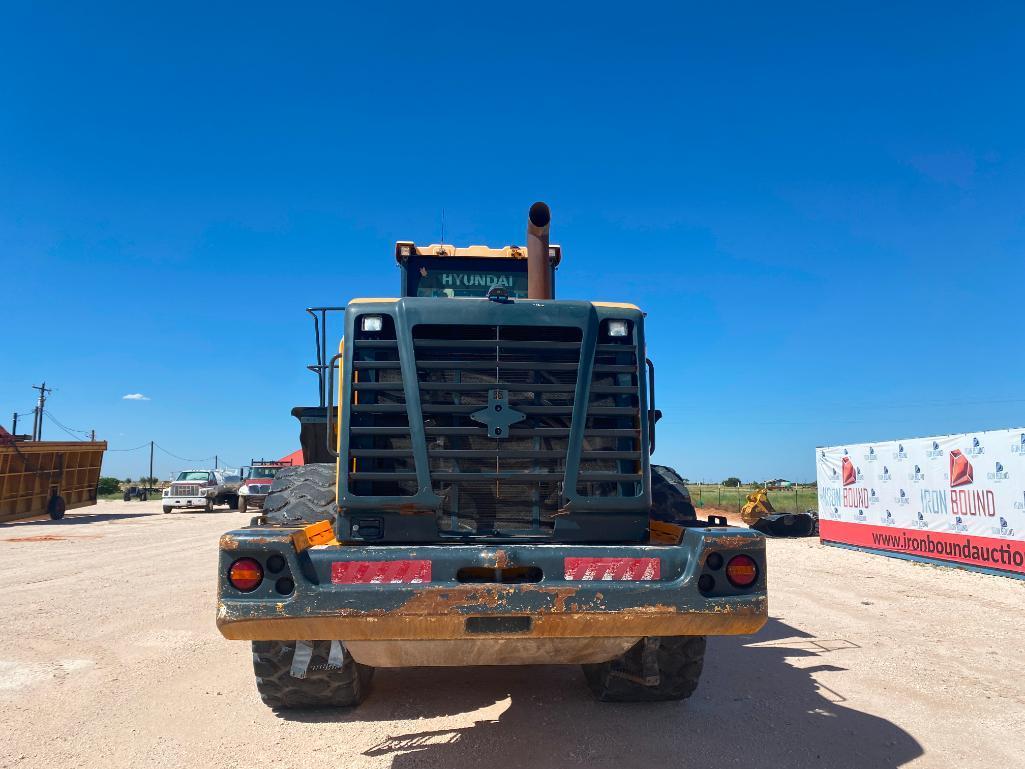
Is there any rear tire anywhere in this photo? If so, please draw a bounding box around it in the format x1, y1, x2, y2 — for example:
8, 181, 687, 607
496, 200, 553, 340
583, 636, 706, 702
650, 465, 698, 522
263, 464, 336, 526
47, 495, 67, 521
162, 505, 173, 514
204, 498, 213, 513
252, 640, 372, 709
238, 496, 248, 514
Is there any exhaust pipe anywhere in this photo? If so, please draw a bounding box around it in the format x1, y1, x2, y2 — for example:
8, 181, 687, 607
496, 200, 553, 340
526, 201, 552, 300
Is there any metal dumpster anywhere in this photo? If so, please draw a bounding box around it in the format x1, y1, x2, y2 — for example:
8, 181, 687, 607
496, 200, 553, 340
0, 440, 107, 522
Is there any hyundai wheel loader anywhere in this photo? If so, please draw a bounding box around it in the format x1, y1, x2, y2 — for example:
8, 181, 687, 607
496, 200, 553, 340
216, 203, 767, 708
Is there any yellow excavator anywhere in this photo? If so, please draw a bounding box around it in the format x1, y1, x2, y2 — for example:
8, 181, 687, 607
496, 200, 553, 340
740, 488, 817, 537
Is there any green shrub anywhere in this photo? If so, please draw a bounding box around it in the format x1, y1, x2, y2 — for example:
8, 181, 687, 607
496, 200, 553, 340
97, 477, 122, 495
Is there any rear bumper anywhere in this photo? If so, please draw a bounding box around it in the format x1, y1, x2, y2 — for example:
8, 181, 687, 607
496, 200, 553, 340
216, 526, 767, 642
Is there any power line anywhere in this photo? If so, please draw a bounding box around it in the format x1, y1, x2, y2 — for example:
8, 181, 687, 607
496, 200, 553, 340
153, 442, 216, 463
42, 412, 90, 440
42, 410, 92, 437
107, 442, 151, 452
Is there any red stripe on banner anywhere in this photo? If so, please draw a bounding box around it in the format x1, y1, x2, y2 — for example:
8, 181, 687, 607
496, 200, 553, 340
331, 560, 432, 584
820, 520, 1025, 576
563, 557, 661, 581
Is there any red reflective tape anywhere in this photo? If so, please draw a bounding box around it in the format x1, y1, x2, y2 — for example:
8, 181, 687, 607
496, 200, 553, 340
331, 559, 432, 584
563, 557, 660, 581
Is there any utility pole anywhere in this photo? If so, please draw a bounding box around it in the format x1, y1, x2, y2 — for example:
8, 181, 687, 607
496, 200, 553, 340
149, 441, 154, 486
215, 455, 218, 469
31, 382, 52, 441
90, 429, 95, 441
11, 412, 17, 435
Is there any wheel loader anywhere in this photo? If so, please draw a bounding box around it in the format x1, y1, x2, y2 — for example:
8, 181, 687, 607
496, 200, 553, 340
216, 203, 767, 708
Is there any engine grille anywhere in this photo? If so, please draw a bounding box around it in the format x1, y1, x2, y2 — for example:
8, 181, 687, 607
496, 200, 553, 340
346, 319, 642, 537
415, 323, 580, 535
171, 484, 200, 497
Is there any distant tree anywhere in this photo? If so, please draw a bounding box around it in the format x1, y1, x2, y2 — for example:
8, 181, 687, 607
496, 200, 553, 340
97, 477, 122, 495
722, 477, 741, 488
124, 477, 133, 484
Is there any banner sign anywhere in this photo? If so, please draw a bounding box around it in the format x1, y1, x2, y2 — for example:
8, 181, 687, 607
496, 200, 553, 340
816, 429, 1025, 577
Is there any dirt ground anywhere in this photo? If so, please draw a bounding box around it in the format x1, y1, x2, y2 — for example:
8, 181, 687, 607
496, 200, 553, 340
1, 499, 1022, 769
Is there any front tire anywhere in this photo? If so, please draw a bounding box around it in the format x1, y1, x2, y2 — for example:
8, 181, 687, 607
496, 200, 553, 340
583, 636, 706, 702
252, 640, 372, 709
162, 505, 173, 514
238, 496, 248, 514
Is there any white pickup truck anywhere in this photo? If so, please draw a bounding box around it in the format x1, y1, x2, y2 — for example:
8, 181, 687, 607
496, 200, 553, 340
162, 469, 242, 513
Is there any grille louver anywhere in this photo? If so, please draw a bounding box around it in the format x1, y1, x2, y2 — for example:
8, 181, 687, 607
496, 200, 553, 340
347, 319, 643, 538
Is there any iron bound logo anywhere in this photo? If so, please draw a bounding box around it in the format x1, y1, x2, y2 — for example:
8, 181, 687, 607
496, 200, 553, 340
912, 511, 929, 529
987, 461, 1009, 482
1012, 434, 1025, 456
992, 516, 1015, 537
828, 506, 842, 520
895, 488, 911, 506
878, 465, 892, 482
966, 436, 985, 457
869, 488, 880, 505
842, 456, 857, 487
854, 509, 867, 522
840, 456, 868, 507
953, 515, 969, 533
949, 449, 974, 487
863, 446, 878, 461
926, 440, 944, 459
880, 509, 896, 526
907, 464, 926, 483
892, 443, 908, 461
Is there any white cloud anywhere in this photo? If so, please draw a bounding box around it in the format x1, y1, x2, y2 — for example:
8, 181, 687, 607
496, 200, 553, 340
122, 393, 150, 401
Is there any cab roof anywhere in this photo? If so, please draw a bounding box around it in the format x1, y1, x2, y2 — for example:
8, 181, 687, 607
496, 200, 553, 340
395, 241, 562, 267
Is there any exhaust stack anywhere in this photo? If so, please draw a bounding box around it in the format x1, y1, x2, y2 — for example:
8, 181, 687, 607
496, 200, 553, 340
526, 201, 552, 300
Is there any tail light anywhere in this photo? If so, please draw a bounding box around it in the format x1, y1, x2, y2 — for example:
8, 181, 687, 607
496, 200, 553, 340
725, 554, 758, 587
228, 558, 263, 591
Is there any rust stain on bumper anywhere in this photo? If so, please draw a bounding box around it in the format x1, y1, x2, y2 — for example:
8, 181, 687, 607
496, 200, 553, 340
217, 605, 767, 641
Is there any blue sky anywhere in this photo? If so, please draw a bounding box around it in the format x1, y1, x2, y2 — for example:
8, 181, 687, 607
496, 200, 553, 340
2, 2, 1023, 481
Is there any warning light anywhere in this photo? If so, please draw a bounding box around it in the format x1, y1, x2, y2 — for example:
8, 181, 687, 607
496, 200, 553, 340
228, 558, 264, 592
725, 554, 758, 588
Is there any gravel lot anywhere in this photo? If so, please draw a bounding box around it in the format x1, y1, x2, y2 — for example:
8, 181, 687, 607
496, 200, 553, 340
1, 499, 1022, 769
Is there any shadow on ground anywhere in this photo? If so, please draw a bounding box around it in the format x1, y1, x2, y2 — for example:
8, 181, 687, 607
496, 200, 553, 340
0, 512, 154, 527
281, 617, 922, 769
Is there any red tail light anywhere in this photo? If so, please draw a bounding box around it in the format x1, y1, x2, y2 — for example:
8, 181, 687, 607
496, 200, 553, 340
725, 554, 758, 587
228, 558, 263, 591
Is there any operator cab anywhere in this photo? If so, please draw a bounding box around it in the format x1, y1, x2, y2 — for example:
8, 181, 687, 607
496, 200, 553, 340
395, 242, 561, 299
